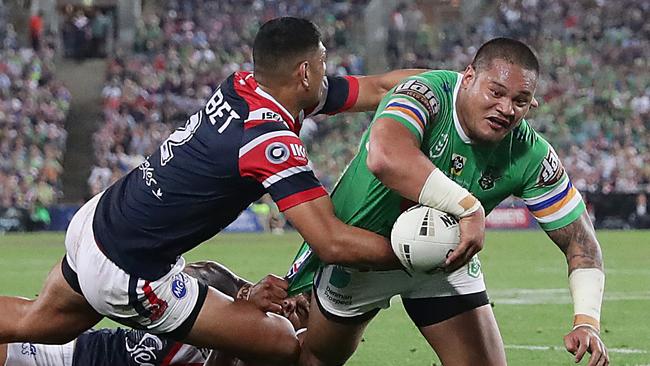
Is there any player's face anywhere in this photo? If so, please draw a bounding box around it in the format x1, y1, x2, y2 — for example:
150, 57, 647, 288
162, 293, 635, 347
459, 59, 537, 144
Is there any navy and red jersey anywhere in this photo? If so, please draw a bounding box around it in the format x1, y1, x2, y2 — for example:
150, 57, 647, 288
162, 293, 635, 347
73, 328, 209, 366
93, 71, 360, 280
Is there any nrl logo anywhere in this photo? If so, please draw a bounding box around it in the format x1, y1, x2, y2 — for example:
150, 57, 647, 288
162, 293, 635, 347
450, 154, 466, 176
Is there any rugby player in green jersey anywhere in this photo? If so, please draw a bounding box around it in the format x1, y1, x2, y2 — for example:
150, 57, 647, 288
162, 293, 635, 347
291, 38, 608, 366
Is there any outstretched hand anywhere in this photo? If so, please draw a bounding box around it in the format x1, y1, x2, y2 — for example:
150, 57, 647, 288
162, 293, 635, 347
443, 206, 485, 272
240, 274, 289, 314
564, 326, 609, 366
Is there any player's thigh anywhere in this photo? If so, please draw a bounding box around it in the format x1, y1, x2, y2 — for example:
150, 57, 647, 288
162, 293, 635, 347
16, 259, 101, 343
184, 287, 299, 365
299, 291, 376, 366
418, 304, 506, 366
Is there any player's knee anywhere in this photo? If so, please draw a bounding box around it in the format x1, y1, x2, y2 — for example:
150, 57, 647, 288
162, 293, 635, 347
265, 315, 301, 365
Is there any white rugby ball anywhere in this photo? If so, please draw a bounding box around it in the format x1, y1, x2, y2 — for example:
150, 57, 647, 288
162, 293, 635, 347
391, 205, 460, 273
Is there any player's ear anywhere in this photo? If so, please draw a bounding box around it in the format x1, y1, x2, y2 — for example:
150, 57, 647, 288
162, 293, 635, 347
461, 64, 476, 87
299, 61, 310, 89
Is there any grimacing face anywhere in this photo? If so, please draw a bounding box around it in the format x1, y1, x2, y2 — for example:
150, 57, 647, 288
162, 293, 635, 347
458, 58, 538, 144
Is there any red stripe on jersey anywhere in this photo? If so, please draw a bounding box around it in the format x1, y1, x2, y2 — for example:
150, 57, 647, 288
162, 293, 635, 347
328, 76, 359, 115
276, 186, 328, 211
142, 281, 168, 322
160, 342, 183, 366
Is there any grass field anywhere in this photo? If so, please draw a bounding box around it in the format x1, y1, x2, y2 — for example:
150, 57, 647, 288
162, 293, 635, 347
1, 230, 649, 365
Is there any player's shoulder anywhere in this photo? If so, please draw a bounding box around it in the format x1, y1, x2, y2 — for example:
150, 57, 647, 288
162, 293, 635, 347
511, 119, 553, 158
390, 70, 459, 114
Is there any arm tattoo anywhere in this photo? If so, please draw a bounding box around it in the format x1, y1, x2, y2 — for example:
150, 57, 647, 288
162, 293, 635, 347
546, 211, 603, 272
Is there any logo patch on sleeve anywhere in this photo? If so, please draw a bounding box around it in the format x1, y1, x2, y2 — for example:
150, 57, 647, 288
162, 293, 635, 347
394, 79, 440, 117
265, 142, 290, 164
536, 147, 565, 187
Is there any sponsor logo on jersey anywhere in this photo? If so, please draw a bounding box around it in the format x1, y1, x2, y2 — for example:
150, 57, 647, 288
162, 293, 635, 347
430, 133, 449, 159
205, 88, 241, 133
290, 143, 307, 161
536, 147, 564, 187
328, 266, 351, 288
450, 154, 466, 176
265, 142, 290, 164
479, 167, 501, 190
394, 79, 440, 116
21, 343, 36, 356
171, 274, 187, 299
125, 332, 164, 366
468, 256, 481, 278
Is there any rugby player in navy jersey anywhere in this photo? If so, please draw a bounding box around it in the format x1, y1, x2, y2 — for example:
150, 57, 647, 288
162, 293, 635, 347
0, 261, 311, 366
0, 17, 423, 365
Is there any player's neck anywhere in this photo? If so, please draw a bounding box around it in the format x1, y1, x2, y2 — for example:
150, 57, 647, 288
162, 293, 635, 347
256, 82, 301, 120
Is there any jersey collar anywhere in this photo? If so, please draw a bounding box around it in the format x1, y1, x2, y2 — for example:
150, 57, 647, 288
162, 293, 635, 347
452, 72, 473, 144
238, 72, 299, 133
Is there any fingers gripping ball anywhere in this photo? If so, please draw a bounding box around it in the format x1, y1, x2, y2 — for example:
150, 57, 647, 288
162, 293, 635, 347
391, 205, 460, 273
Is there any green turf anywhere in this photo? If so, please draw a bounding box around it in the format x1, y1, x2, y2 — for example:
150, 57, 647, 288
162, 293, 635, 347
1, 230, 649, 365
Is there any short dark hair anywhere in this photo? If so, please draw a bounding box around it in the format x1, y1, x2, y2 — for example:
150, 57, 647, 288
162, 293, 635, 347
253, 17, 321, 74
471, 37, 539, 75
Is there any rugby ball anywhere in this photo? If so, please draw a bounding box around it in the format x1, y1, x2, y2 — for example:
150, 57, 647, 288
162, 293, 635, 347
391, 205, 460, 273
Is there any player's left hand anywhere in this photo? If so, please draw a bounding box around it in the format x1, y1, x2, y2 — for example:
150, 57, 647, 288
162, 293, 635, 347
444, 206, 485, 272
246, 274, 289, 314
564, 325, 609, 366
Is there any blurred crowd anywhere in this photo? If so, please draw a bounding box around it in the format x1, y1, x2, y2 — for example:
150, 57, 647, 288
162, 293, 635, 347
0, 12, 70, 230
88, 0, 649, 228
389, 0, 650, 194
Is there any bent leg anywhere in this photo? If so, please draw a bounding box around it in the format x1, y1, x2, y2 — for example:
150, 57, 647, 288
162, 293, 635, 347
184, 287, 300, 366
0, 260, 102, 344
418, 304, 506, 366
298, 293, 376, 366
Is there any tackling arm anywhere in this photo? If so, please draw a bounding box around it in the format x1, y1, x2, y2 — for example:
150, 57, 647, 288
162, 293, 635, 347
347, 69, 427, 112
284, 196, 402, 271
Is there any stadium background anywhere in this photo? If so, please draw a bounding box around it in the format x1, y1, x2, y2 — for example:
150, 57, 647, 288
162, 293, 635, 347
0, 0, 649, 365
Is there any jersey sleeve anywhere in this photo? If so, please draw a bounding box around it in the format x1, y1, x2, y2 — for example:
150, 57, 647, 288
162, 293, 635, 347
305, 75, 359, 117
239, 128, 327, 211
375, 77, 441, 142
517, 142, 586, 231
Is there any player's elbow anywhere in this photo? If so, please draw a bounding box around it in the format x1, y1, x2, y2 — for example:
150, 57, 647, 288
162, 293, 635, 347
366, 142, 393, 180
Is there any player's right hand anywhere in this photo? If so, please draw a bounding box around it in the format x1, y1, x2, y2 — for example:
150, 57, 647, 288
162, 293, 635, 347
443, 205, 485, 272
564, 326, 609, 366
247, 274, 289, 314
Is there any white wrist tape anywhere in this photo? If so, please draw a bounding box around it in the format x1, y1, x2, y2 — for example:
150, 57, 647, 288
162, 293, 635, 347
569, 268, 605, 330
418, 169, 481, 217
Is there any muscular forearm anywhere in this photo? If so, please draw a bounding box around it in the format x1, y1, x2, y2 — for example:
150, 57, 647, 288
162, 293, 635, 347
324, 225, 402, 270
547, 211, 605, 330
547, 212, 603, 272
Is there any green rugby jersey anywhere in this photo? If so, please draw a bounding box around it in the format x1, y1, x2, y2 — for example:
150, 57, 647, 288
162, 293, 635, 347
287, 70, 585, 295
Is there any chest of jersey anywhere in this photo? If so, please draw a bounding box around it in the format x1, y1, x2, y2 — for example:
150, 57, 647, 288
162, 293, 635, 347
422, 120, 516, 213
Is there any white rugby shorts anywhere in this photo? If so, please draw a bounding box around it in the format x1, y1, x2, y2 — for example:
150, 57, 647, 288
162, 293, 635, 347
314, 257, 486, 318
64, 192, 205, 335
5, 341, 74, 366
